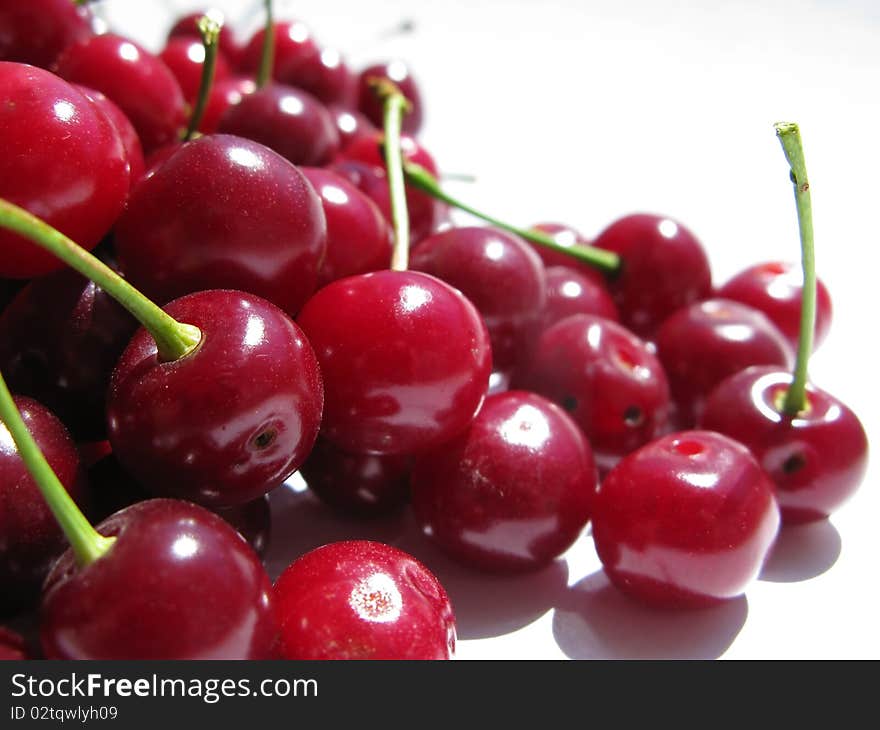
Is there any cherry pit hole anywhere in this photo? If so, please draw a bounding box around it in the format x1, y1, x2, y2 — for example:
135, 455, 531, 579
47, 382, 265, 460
623, 406, 643, 427
562, 395, 578, 413
782, 453, 806, 474
251, 429, 277, 450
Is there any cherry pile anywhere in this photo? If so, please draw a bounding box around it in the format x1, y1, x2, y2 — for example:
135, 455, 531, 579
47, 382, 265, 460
0, 1, 869, 660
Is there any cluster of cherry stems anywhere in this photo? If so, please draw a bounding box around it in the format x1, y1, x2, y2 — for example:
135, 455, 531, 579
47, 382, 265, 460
0, 0, 869, 660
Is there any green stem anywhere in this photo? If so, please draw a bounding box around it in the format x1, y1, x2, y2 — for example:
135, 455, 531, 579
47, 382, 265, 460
0, 199, 201, 362
0, 372, 115, 567
256, 0, 275, 88
183, 14, 223, 141
775, 122, 815, 416
403, 163, 621, 273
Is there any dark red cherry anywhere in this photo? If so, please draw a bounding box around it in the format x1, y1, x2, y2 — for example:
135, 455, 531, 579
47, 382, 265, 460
542, 265, 620, 330
214, 495, 271, 559
1, 396, 87, 616
218, 83, 340, 166
412, 391, 596, 572
41, 499, 278, 659
107, 290, 323, 508
55, 34, 187, 152
167, 10, 244, 68
0, 626, 27, 659
593, 213, 713, 338
300, 167, 392, 287
296, 270, 491, 456
239, 20, 319, 81
357, 61, 423, 134
197, 76, 255, 135
114, 134, 327, 318
274, 540, 455, 659
516, 314, 671, 471
327, 104, 378, 149
530, 222, 609, 286
159, 36, 233, 103
0, 0, 93, 69
717, 262, 833, 352
0, 268, 137, 441
76, 85, 145, 187
592, 430, 780, 608
277, 47, 356, 106
300, 437, 411, 516
700, 367, 868, 525
655, 298, 793, 428
0, 62, 129, 278
410, 227, 546, 375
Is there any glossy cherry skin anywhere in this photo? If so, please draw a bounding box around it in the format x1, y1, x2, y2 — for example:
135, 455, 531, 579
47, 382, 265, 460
167, 11, 244, 68
197, 76, 255, 135
411, 227, 546, 375
55, 34, 187, 153
277, 47, 356, 106
717, 262, 833, 352
700, 367, 868, 525
76, 85, 145, 186
593, 213, 713, 338
655, 298, 793, 428
297, 270, 492, 456
239, 20, 319, 81
328, 105, 378, 149
274, 540, 455, 659
0, 0, 93, 69
0, 268, 137, 440
1, 396, 87, 616
0, 62, 129, 278
41, 499, 278, 659
357, 61, 423, 134
542, 265, 620, 330
592, 430, 780, 608
515, 314, 671, 471
107, 290, 323, 508
218, 83, 340, 166
300, 436, 411, 516
159, 36, 232, 103
530, 222, 609, 286
412, 391, 597, 572
300, 167, 392, 288
114, 134, 327, 318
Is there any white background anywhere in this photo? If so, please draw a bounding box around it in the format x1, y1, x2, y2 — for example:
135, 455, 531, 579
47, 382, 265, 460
102, 0, 880, 659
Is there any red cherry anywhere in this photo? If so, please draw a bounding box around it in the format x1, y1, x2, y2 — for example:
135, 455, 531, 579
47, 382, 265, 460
273, 540, 455, 659
296, 270, 491, 455
167, 11, 245, 68
159, 36, 232, 103
357, 61, 423, 134
76, 85, 145, 186
593, 213, 713, 338
0, 0, 93, 69
530, 222, 609, 286
114, 134, 327, 318
327, 104, 379, 149
717, 261, 833, 352
1, 396, 87, 615
542, 265, 620, 330
592, 430, 780, 608
0, 626, 27, 659
239, 20, 319, 80
412, 391, 596, 572
55, 34, 187, 153
700, 367, 868, 525
107, 290, 323, 507
0, 62, 129, 278
277, 47, 356, 106
197, 76, 255, 135
41, 499, 278, 659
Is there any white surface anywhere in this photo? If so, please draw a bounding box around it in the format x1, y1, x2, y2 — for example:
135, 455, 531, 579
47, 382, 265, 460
104, 0, 879, 659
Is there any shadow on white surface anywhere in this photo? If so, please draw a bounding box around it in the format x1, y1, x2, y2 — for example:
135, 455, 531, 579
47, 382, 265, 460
552, 571, 748, 660
758, 519, 841, 584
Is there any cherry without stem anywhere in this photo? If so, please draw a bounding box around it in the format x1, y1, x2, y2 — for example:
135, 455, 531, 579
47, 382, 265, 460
0, 0, 93, 69
328, 105, 379, 150
542, 265, 620, 331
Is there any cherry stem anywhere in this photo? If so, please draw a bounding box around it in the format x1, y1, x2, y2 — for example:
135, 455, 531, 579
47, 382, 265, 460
0, 371, 115, 567
183, 14, 223, 141
256, 0, 275, 88
0, 199, 201, 362
775, 122, 815, 416
403, 164, 621, 273
372, 78, 411, 271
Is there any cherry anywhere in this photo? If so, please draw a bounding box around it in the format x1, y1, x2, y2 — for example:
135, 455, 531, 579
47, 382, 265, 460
159, 36, 232, 103
0, 267, 137, 441
277, 47, 356, 106
542, 265, 620, 330
0, 62, 129, 278
0, 0, 93, 69
357, 61, 424, 134
700, 367, 868, 524
410, 226, 546, 374
412, 391, 597, 572
239, 20, 320, 82
515, 314, 671, 471
197, 76, 256, 135
717, 261, 833, 352
592, 431, 780, 608
655, 298, 793, 427
108, 290, 323, 508
167, 10, 244, 68
530, 222, 609, 286
593, 213, 713, 338
300, 437, 411, 516
300, 167, 393, 287
114, 134, 327, 318
1, 396, 87, 616
273, 540, 455, 659
0, 626, 27, 659
41, 499, 278, 659
328, 105, 379, 149
55, 34, 187, 153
